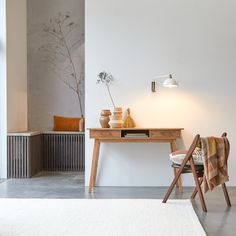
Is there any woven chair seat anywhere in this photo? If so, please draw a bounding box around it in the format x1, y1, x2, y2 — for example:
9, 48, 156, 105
171, 163, 204, 173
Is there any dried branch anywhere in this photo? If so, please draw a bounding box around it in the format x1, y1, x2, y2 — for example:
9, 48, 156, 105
39, 12, 84, 117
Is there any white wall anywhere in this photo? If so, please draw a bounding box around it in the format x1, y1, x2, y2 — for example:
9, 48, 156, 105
6, 0, 28, 132
85, 0, 236, 186
0, 0, 7, 178
0, 0, 27, 177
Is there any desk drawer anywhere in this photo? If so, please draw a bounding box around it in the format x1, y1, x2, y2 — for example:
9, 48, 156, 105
90, 130, 121, 139
150, 130, 181, 139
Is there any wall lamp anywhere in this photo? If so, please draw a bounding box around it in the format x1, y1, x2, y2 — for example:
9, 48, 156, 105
151, 74, 179, 92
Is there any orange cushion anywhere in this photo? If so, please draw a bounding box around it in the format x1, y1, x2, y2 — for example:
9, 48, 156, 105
53, 115, 81, 131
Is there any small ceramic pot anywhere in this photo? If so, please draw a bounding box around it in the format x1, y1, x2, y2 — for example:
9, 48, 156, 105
99, 109, 111, 128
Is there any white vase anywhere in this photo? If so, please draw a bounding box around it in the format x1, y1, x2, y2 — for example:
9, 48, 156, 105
109, 107, 123, 128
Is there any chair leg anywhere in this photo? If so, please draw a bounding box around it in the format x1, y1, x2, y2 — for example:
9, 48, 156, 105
174, 168, 183, 193
222, 183, 231, 207
163, 134, 200, 204
189, 158, 207, 212
191, 177, 203, 199
163, 165, 185, 203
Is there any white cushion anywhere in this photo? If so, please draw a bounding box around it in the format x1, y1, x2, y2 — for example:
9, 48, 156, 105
169, 149, 203, 165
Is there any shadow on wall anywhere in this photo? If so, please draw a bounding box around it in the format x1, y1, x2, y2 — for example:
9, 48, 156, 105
27, 0, 85, 130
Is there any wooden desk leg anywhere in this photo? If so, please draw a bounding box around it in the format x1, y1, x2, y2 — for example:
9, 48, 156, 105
89, 139, 101, 193
170, 140, 183, 193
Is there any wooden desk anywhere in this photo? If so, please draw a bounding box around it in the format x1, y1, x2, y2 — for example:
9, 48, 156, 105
88, 128, 184, 192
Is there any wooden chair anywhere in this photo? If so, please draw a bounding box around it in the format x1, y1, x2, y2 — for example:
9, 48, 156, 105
162, 133, 231, 212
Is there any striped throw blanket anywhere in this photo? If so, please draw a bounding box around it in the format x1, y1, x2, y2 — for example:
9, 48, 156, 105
201, 137, 230, 193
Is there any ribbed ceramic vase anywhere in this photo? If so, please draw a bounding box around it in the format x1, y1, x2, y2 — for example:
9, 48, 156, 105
99, 109, 111, 128
109, 107, 123, 128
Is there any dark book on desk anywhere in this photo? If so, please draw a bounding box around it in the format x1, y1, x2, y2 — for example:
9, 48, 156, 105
121, 129, 150, 138
124, 134, 149, 138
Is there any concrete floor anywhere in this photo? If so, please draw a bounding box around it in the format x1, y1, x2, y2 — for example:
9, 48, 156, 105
0, 172, 235, 236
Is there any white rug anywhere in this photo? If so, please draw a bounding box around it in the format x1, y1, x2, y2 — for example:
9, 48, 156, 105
0, 199, 206, 236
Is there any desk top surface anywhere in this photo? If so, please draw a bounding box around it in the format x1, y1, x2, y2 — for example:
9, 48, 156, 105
88, 128, 183, 141
88, 128, 184, 131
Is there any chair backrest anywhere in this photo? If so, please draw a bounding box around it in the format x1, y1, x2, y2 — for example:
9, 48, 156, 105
222, 132, 227, 138
182, 132, 228, 166
182, 134, 200, 165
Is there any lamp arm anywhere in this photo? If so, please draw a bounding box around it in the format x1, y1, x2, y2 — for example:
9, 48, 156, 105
154, 74, 172, 80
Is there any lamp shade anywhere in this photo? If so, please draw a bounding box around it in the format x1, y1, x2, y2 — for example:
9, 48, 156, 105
162, 74, 179, 88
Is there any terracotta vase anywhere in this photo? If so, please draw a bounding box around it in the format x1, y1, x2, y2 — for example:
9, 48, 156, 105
79, 117, 85, 132
99, 109, 111, 128
109, 107, 123, 128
